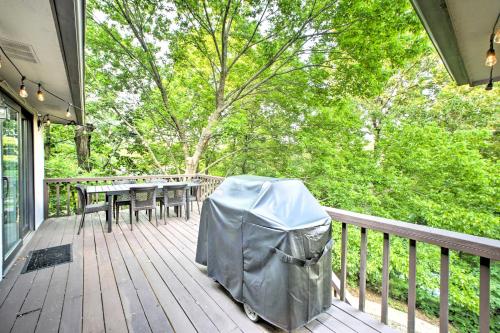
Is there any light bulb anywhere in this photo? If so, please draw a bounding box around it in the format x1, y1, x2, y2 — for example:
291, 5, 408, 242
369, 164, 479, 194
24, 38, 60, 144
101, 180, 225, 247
46, 119, 51, 126
37, 84, 44, 102
485, 48, 497, 67
66, 108, 71, 118
494, 28, 500, 44
19, 78, 28, 98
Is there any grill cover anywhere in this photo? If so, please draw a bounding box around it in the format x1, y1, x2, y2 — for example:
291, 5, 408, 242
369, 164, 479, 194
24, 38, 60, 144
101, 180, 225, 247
196, 175, 332, 330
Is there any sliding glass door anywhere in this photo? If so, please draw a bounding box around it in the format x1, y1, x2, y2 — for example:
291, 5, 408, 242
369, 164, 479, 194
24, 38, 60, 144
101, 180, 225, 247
0, 93, 33, 268
1, 105, 21, 264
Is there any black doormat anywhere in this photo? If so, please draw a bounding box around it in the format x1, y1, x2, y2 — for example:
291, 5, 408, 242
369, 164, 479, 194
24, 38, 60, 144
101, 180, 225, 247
21, 244, 72, 274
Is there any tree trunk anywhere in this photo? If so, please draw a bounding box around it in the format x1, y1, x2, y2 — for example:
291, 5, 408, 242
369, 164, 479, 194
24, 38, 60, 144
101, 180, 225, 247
75, 124, 94, 171
185, 156, 197, 175
44, 125, 51, 158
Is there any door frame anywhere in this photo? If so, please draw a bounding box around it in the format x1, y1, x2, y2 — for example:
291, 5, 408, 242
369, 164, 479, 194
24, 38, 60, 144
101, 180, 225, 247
0, 94, 35, 270
20, 110, 35, 234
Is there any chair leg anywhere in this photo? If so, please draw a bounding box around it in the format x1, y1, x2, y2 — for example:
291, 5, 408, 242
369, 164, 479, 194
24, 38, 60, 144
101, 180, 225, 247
116, 205, 120, 224
167, 207, 169, 217
136, 211, 139, 222
129, 207, 133, 230
159, 203, 163, 221
77, 212, 86, 235
154, 209, 158, 227
149, 209, 152, 222
196, 199, 200, 214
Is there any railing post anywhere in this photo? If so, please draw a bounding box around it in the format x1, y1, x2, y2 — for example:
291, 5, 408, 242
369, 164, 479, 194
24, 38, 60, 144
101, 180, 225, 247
340, 222, 348, 301
479, 257, 490, 333
43, 181, 49, 219
408, 239, 417, 333
56, 183, 61, 216
381, 233, 390, 324
359, 227, 367, 311
440, 247, 449, 333
66, 183, 71, 216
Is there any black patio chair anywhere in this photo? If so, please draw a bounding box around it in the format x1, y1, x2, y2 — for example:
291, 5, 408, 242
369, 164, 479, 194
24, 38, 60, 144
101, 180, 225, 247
188, 179, 202, 214
129, 186, 158, 230
76, 185, 110, 235
157, 184, 188, 221
112, 179, 136, 224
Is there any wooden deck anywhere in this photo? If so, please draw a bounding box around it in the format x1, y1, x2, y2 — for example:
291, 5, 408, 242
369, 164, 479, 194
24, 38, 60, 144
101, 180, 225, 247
0, 210, 396, 333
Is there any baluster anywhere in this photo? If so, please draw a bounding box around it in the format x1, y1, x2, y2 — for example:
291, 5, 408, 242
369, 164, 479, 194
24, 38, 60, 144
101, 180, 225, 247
359, 227, 367, 311
44, 182, 49, 219
479, 257, 490, 333
381, 233, 390, 324
340, 223, 348, 301
66, 184, 71, 216
440, 247, 449, 333
75, 185, 79, 213
408, 239, 417, 333
56, 183, 61, 216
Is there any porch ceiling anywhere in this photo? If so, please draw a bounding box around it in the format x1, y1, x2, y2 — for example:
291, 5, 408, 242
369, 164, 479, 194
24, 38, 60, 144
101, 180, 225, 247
0, 0, 84, 124
412, 0, 500, 87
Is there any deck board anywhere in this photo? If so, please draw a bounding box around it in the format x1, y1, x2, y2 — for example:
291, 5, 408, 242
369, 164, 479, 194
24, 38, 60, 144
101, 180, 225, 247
0, 210, 397, 333
0, 217, 65, 332
93, 215, 128, 333
33, 215, 77, 333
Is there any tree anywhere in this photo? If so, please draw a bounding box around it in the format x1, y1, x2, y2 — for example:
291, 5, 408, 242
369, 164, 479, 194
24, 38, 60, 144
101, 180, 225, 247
86, 0, 425, 173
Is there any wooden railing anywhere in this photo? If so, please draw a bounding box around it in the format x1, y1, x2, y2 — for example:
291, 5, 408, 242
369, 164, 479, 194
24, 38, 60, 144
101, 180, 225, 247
43, 174, 224, 218
325, 207, 500, 333
43, 175, 499, 332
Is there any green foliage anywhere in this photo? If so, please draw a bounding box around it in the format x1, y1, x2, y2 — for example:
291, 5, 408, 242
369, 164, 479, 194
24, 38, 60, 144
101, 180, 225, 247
44, 1, 499, 331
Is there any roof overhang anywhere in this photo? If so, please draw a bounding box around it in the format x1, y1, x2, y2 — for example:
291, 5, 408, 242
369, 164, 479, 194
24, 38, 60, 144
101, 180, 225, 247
0, 0, 85, 124
411, 0, 500, 87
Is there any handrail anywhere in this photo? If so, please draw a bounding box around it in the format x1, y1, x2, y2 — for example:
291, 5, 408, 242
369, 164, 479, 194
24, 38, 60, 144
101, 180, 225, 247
44, 174, 225, 183
325, 206, 498, 333
43, 174, 225, 219
325, 207, 500, 260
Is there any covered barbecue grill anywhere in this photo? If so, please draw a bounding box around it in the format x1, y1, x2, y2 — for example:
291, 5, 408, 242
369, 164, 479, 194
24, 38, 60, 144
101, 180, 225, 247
195, 175, 332, 331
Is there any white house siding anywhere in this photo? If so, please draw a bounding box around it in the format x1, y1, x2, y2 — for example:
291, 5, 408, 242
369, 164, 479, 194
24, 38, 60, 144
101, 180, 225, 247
33, 114, 45, 229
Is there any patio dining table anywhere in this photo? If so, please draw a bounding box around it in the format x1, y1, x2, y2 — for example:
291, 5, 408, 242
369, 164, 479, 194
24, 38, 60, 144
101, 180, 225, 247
86, 181, 200, 232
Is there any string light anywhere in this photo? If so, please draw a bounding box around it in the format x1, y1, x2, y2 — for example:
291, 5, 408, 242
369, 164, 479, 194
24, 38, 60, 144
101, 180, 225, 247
495, 28, 500, 44
37, 83, 45, 102
19, 76, 28, 98
0, 45, 82, 112
485, 13, 499, 90
485, 44, 496, 67
66, 105, 71, 118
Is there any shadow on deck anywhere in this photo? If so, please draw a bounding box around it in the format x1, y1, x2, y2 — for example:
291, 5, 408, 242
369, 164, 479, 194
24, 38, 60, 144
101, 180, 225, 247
0, 210, 395, 333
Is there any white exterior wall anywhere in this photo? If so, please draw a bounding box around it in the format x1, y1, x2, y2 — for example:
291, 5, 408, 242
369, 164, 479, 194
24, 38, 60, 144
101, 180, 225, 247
33, 114, 45, 229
